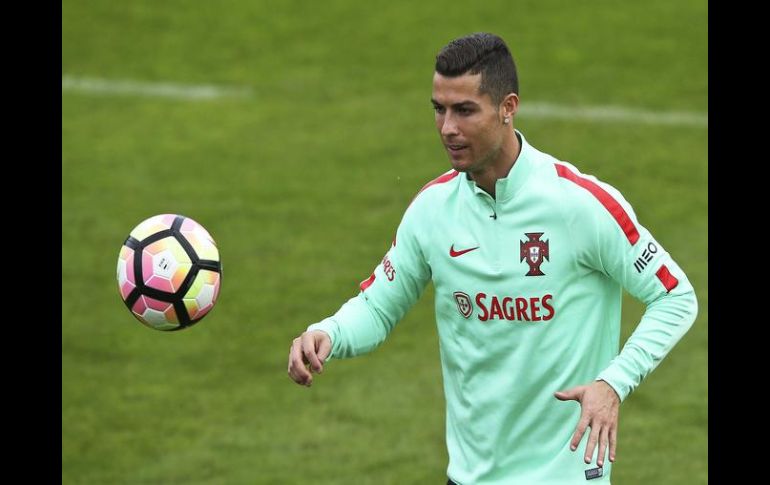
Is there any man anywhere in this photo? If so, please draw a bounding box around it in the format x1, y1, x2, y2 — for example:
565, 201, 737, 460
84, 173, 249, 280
287, 32, 697, 484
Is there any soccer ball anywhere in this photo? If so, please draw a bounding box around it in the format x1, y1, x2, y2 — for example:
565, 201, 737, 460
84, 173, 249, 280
116, 214, 222, 331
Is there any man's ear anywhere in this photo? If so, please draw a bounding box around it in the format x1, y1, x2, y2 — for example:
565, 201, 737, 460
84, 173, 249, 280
502, 92, 519, 121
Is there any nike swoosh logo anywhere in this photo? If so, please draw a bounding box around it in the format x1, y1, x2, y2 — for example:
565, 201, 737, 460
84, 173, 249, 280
449, 244, 479, 257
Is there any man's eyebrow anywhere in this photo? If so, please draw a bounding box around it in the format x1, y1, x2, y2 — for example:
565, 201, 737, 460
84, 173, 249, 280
430, 99, 479, 108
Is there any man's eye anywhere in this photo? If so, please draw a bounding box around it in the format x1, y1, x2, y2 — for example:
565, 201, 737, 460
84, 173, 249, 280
433, 106, 445, 114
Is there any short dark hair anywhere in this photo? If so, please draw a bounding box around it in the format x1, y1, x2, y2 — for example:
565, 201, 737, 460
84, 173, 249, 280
435, 32, 519, 104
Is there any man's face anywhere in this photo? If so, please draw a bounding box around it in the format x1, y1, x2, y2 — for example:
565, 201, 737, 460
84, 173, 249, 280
431, 72, 506, 173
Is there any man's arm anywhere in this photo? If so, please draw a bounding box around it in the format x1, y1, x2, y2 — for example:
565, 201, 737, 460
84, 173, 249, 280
589, 183, 698, 401
554, 162, 698, 466
288, 195, 432, 386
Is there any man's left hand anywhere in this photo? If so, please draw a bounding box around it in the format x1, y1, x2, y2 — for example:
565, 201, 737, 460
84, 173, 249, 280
554, 380, 620, 467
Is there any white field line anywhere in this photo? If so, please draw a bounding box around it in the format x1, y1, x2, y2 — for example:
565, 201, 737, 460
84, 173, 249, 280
62, 76, 707, 127
61, 76, 251, 100
521, 102, 707, 127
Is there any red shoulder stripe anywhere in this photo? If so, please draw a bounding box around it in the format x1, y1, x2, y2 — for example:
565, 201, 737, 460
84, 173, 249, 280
555, 163, 640, 245
395, 170, 461, 247
417, 170, 460, 195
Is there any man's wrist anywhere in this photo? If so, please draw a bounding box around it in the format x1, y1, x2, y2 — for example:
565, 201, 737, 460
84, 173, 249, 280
596, 379, 621, 402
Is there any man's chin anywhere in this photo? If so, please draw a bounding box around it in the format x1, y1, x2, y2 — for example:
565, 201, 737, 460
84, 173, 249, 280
449, 157, 473, 173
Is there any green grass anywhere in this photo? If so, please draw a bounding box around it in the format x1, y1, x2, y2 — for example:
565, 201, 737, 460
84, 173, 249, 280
63, 1, 707, 483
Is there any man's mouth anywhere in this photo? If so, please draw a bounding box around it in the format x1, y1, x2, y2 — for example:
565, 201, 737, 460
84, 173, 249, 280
446, 144, 468, 154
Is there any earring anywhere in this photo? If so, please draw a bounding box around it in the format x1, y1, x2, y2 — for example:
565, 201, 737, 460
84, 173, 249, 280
503, 117, 510, 124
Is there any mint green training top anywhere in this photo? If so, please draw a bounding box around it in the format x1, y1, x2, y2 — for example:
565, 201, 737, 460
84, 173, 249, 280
308, 130, 698, 484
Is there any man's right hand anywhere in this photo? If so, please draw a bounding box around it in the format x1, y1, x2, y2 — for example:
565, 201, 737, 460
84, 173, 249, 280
287, 330, 332, 387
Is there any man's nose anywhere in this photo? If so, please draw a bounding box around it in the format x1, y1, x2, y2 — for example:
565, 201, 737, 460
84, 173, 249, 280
440, 114, 459, 138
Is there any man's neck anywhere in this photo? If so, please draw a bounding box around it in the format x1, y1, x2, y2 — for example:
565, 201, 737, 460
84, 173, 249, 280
470, 130, 521, 198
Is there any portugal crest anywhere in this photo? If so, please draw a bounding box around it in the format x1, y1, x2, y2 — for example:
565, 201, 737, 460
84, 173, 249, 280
520, 232, 549, 276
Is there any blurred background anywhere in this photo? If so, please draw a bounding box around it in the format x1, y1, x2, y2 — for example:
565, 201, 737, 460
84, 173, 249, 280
62, 0, 707, 483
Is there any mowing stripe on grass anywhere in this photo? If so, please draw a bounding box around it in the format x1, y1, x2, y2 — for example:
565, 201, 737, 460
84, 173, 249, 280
62, 76, 707, 127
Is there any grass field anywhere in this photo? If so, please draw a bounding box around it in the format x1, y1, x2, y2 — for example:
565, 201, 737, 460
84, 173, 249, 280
62, 1, 707, 483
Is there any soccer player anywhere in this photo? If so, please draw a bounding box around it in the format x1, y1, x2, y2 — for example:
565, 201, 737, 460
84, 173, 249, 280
287, 32, 697, 484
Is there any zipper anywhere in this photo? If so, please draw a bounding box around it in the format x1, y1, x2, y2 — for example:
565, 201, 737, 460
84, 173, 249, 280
478, 192, 501, 273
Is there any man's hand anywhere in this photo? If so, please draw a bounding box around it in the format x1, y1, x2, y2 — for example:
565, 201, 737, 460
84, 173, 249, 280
287, 330, 332, 387
554, 380, 620, 467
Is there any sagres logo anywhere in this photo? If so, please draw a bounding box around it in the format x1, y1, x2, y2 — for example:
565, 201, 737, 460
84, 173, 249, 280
520, 232, 549, 276
453, 291, 473, 318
